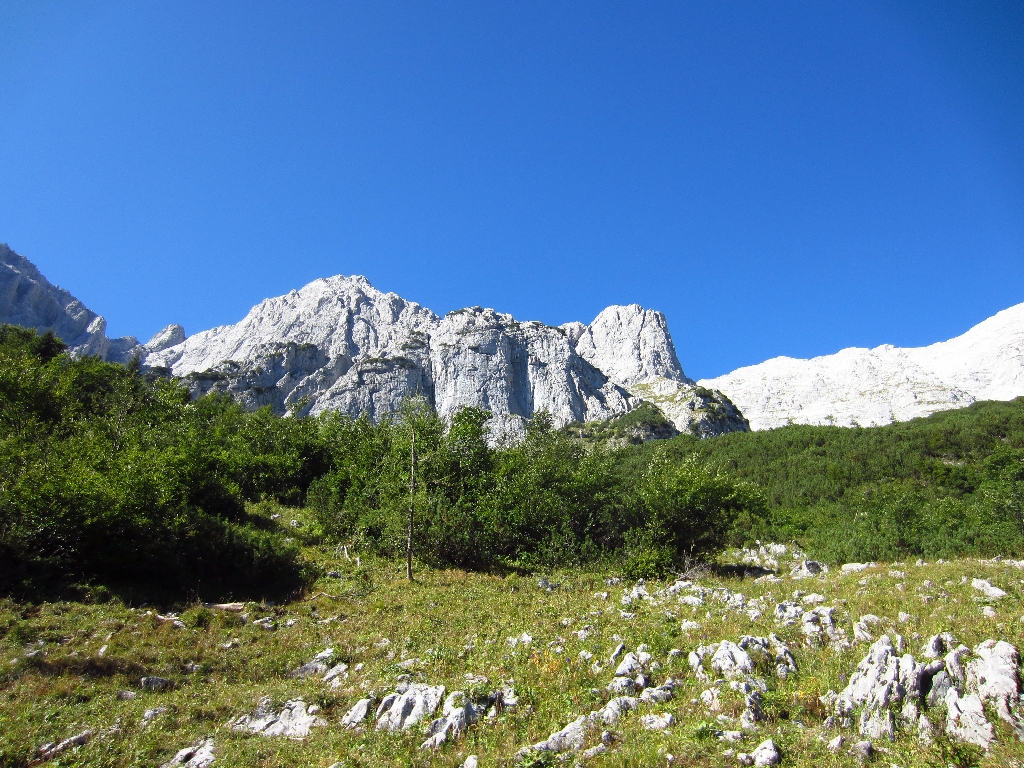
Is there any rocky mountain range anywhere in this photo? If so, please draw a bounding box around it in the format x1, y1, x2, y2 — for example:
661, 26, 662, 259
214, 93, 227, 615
5, 242, 1022, 436
699, 303, 1024, 430
0, 245, 747, 440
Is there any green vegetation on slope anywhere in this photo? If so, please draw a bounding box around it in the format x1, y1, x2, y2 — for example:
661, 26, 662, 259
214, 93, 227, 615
623, 398, 1024, 563
5, 321, 1024, 599
2, 531, 1023, 767
0, 326, 315, 598
0, 327, 760, 597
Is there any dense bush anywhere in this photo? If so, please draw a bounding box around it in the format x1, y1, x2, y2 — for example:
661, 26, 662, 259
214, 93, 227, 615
308, 404, 761, 572
12, 319, 1024, 588
0, 326, 311, 598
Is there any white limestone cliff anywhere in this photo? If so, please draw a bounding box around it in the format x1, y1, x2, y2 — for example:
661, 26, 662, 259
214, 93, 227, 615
144, 274, 745, 438
699, 303, 1024, 430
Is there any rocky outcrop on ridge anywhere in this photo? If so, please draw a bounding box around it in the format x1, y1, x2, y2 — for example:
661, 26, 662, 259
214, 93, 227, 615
699, 303, 1024, 430
1, 243, 141, 363
0, 243, 183, 364
144, 274, 746, 438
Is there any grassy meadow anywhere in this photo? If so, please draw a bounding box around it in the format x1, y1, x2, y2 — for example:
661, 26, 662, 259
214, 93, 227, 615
3, 505, 1024, 767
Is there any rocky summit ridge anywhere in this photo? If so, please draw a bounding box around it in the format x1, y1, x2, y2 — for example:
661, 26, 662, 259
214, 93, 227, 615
144, 274, 747, 439
0, 244, 183, 363
0, 245, 747, 439
699, 303, 1024, 430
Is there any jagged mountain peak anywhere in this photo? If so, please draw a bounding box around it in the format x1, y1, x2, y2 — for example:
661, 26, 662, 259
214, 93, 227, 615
143, 271, 742, 437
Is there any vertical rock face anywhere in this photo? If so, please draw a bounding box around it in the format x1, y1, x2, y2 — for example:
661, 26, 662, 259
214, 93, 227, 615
0, 243, 143, 363
575, 305, 687, 386
427, 308, 633, 438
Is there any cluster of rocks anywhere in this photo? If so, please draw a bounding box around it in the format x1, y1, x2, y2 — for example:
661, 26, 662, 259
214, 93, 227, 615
519, 644, 680, 760
772, 600, 849, 649
289, 647, 349, 686
337, 677, 517, 751
689, 636, 797, 734
160, 739, 215, 768
828, 632, 1024, 750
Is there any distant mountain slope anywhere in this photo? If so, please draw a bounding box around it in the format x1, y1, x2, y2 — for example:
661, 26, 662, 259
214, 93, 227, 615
699, 303, 1024, 430
146, 273, 747, 438
0, 243, 182, 363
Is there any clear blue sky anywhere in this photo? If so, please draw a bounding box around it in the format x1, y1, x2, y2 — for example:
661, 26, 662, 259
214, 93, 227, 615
1, 1, 1022, 379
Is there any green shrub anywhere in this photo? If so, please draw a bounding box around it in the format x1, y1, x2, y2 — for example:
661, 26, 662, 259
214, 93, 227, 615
0, 325, 310, 599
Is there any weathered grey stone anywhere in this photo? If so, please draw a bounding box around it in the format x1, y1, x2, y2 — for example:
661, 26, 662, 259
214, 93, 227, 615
925, 670, 954, 709
376, 684, 446, 732
599, 696, 639, 725
161, 739, 215, 768
967, 639, 1024, 735
639, 712, 674, 730
790, 560, 827, 579
921, 632, 959, 659
614, 652, 643, 678
341, 698, 374, 728
232, 698, 322, 738
421, 691, 478, 749
640, 685, 674, 704
749, 739, 781, 767
801, 607, 847, 649
522, 715, 591, 753
290, 648, 335, 679
606, 676, 636, 695
773, 601, 804, 625
710, 641, 754, 678
848, 740, 873, 761
37, 731, 92, 761
836, 636, 914, 738
971, 579, 1008, 599
141, 676, 172, 691
945, 689, 994, 749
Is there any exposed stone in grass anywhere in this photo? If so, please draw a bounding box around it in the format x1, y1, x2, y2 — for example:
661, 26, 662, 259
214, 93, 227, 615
289, 647, 335, 678
160, 738, 215, 768
520, 715, 591, 755
232, 697, 322, 738
737, 738, 780, 766
972, 579, 1008, 599
848, 740, 873, 761
376, 683, 445, 731
37, 730, 92, 761
841, 563, 874, 573
599, 696, 639, 725
341, 697, 374, 728
689, 640, 753, 682
801, 606, 848, 649
421, 691, 478, 749
640, 712, 673, 730
773, 601, 803, 625
790, 560, 827, 579
967, 639, 1024, 736
141, 676, 172, 691
945, 689, 993, 748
